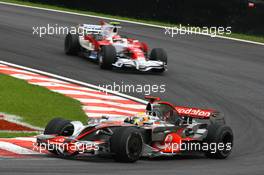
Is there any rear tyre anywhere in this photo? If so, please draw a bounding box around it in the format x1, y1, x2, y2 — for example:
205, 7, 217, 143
204, 124, 233, 159
64, 33, 80, 55
110, 127, 143, 163
99, 45, 117, 69
150, 48, 168, 64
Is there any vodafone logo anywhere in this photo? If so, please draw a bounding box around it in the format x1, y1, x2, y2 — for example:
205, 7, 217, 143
175, 107, 212, 118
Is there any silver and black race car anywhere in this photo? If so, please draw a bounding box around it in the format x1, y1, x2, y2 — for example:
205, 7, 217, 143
37, 96, 233, 163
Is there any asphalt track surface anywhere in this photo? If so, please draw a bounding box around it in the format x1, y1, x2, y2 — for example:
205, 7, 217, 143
0, 3, 264, 175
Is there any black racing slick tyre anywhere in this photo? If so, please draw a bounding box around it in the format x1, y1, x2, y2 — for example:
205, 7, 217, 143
44, 118, 74, 136
44, 118, 63, 135
204, 124, 234, 159
99, 45, 117, 69
64, 33, 80, 55
43, 118, 75, 156
110, 127, 143, 163
150, 48, 168, 64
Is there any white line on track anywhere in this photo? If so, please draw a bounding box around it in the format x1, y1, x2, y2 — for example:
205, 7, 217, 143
0, 1, 263, 46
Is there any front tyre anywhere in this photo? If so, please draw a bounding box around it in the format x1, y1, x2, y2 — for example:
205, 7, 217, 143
110, 127, 143, 163
64, 33, 80, 55
150, 48, 168, 64
43, 118, 75, 155
44, 118, 74, 136
204, 124, 234, 159
99, 45, 117, 69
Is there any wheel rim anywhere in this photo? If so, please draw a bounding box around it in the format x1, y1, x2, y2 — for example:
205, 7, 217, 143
126, 133, 142, 159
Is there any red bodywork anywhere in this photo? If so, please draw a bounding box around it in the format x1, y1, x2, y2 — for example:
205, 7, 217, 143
84, 34, 148, 60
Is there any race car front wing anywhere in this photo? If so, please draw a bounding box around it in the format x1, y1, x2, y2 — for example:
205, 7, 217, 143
112, 58, 167, 72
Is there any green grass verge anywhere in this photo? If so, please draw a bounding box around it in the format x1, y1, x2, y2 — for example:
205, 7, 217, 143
0, 0, 264, 43
0, 74, 87, 137
0, 132, 39, 138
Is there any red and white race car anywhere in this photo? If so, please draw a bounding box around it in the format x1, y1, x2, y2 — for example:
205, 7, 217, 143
64, 21, 167, 72
37, 96, 233, 162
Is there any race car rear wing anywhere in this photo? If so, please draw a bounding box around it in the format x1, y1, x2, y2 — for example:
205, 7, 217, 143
145, 96, 217, 119
80, 24, 102, 34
